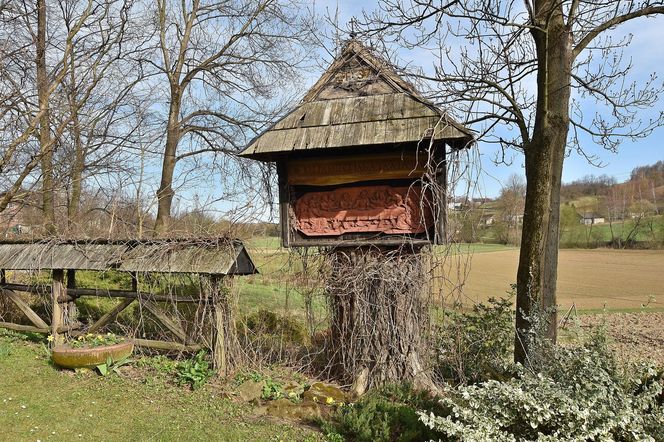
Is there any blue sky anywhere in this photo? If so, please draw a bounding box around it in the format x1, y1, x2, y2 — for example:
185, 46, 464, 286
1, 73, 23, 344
310, 0, 664, 198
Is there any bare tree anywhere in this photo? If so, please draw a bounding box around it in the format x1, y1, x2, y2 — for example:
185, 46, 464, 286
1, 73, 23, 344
361, 0, 664, 364
0, 0, 95, 220
150, 0, 315, 235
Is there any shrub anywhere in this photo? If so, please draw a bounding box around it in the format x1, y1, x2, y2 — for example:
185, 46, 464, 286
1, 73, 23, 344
241, 309, 309, 346
176, 350, 214, 390
322, 384, 444, 442
420, 331, 664, 441
436, 297, 514, 384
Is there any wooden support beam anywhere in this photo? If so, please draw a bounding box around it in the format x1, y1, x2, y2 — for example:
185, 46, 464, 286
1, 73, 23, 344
142, 300, 187, 343
0, 283, 207, 303
65, 269, 78, 325
209, 275, 226, 372
0, 322, 80, 334
0, 269, 5, 284
51, 269, 65, 346
133, 338, 202, 352
87, 298, 135, 334
0, 322, 48, 333
2, 288, 49, 329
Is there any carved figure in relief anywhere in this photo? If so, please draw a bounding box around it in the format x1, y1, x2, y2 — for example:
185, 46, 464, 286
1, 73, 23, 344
293, 185, 432, 236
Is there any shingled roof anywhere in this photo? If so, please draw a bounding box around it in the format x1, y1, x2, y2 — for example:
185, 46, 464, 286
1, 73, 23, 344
239, 40, 473, 161
0, 239, 257, 275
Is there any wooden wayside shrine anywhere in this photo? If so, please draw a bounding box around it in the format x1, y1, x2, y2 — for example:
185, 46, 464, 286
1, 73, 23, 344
240, 39, 473, 247
0, 238, 256, 373
240, 39, 475, 393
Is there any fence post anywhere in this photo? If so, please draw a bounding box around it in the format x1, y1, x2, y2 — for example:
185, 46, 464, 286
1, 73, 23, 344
51, 269, 65, 346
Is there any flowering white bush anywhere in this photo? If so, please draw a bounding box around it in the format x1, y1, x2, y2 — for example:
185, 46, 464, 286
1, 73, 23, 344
420, 337, 664, 441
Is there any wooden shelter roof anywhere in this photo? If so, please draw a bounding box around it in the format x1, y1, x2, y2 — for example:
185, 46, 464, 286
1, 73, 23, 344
0, 239, 257, 275
240, 40, 473, 161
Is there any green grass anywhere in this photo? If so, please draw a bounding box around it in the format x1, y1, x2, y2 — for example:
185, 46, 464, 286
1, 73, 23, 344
0, 331, 321, 442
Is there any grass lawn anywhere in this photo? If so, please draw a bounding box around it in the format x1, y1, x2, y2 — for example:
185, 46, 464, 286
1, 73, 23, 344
0, 332, 322, 442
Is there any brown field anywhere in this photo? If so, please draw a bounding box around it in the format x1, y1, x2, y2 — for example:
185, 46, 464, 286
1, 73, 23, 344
447, 248, 664, 312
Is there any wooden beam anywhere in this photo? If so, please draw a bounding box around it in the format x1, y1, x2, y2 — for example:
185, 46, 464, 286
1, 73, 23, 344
0, 322, 48, 333
133, 338, 202, 352
0, 283, 207, 303
142, 300, 187, 343
51, 269, 65, 346
2, 288, 49, 329
209, 276, 225, 372
65, 269, 78, 325
87, 298, 134, 334
0, 322, 79, 334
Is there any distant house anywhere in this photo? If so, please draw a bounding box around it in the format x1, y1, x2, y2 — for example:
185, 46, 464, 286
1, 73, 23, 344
580, 213, 605, 225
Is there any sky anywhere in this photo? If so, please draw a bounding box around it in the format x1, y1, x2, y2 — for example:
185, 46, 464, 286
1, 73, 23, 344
309, 0, 664, 198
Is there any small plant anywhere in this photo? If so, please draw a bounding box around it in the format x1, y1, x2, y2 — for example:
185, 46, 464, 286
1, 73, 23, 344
176, 350, 214, 390
437, 296, 514, 384
321, 384, 444, 442
96, 355, 133, 376
70, 333, 125, 349
261, 378, 285, 400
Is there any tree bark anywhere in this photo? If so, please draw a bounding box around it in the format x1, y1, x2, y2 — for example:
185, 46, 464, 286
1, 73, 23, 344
515, 1, 571, 364
36, 0, 56, 235
154, 86, 182, 235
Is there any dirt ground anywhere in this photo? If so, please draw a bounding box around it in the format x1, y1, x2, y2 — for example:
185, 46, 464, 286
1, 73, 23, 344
447, 248, 664, 311
575, 312, 664, 366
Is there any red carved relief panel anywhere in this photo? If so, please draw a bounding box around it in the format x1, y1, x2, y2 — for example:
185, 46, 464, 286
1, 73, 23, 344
293, 185, 432, 236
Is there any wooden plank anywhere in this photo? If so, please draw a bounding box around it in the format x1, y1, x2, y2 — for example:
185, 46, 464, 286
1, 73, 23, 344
51, 269, 65, 346
65, 269, 78, 326
87, 298, 135, 334
0, 283, 207, 303
210, 276, 226, 372
277, 162, 291, 248
142, 300, 187, 342
133, 338, 202, 352
2, 289, 49, 329
287, 152, 426, 186
0, 322, 78, 334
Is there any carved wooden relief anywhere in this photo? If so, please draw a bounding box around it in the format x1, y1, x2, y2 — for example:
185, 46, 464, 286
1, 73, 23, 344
293, 185, 432, 236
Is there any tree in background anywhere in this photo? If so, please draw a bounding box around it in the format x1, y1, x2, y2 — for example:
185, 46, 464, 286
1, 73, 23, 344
363, 0, 664, 364
495, 174, 526, 245
151, 0, 316, 235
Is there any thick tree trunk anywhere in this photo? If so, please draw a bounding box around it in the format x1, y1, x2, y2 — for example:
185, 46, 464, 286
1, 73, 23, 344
154, 88, 182, 236
325, 247, 435, 396
36, 0, 56, 235
515, 1, 571, 364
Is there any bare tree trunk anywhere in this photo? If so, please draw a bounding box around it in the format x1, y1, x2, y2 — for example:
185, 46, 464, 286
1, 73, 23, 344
515, 3, 571, 364
154, 87, 181, 235
36, 0, 56, 234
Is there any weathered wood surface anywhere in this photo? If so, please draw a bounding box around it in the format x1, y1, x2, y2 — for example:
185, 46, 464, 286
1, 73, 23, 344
286, 152, 428, 186
87, 298, 135, 334
0, 239, 257, 275
142, 300, 187, 343
51, 269, 65, 345
133, 338, 202, 352
240, 40, 473, 161
2, 288, 49, 329
1, 283, 209, 303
